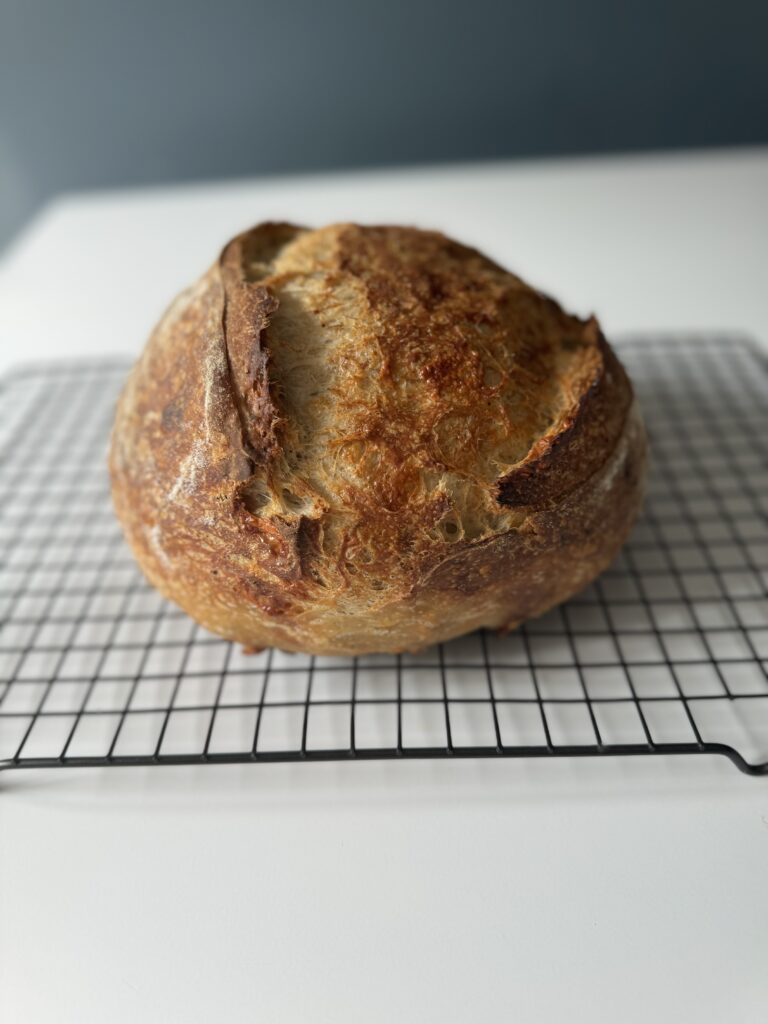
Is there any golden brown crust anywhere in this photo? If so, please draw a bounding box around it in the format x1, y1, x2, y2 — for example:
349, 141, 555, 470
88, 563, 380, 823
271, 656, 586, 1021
110, 222, 647, 654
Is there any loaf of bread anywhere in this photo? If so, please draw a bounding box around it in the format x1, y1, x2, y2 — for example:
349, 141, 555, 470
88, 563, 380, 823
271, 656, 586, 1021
110, 223, 646, 655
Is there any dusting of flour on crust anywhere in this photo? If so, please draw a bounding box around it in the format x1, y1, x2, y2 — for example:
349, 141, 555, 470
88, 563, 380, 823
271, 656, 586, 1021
146, 523, 172, 570
167, 439, 208, 503
166, 346, 223, 503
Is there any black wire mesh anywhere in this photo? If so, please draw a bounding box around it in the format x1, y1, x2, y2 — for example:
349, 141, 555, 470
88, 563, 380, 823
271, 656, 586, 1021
0, 336, 767, 774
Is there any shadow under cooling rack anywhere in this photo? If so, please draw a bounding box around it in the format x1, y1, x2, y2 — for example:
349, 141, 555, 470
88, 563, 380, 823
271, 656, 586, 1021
0, 335, 767, 775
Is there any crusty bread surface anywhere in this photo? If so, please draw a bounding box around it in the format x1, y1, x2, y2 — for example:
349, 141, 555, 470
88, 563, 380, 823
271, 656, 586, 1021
110, 223, 646, 654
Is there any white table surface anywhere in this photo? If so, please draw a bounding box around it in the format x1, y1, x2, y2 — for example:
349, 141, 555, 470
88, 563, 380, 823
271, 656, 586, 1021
1, 149, 767, 1024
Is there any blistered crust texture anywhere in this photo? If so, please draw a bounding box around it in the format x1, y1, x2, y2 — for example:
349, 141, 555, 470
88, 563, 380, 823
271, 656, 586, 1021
110, 223, 647, 654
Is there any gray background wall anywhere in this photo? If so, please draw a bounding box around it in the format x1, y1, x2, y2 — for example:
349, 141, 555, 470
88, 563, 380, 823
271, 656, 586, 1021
1, 0, 767, 250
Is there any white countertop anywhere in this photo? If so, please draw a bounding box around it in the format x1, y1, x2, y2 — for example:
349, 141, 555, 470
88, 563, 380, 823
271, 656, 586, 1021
1, 149, 768, 1023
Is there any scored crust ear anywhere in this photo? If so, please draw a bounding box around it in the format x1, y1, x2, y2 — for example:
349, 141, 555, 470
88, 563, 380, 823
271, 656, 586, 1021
218, 223, 306, 465
496, 323, 632, 508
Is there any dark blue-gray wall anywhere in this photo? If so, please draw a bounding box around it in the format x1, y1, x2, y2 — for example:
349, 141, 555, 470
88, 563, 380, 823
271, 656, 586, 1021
1, 0, 767, 248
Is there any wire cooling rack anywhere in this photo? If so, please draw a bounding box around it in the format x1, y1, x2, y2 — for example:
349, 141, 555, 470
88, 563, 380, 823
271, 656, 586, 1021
0, 336, 767, 774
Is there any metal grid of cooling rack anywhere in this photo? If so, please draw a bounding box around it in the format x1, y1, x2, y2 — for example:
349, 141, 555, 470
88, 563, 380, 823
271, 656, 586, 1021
0, 336, 767, 774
